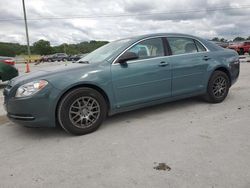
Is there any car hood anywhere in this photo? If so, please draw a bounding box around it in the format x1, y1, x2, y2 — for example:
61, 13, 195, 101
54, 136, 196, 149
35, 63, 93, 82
9, 63, 96, 86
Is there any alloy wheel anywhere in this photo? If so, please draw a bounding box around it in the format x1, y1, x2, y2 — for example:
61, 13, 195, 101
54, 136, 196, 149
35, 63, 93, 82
69, 96, 100, 128
212, 76, 227, 98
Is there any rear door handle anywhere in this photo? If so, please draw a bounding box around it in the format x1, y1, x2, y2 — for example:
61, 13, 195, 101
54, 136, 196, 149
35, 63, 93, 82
158, 61, 169, 67
203, 56, 211, 61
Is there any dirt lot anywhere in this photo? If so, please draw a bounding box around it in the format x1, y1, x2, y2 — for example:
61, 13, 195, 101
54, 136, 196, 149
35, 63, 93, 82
0, 62, 249, 188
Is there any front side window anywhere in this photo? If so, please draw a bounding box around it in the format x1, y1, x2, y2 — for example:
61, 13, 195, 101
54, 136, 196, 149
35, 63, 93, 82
167, 37, 206, 55
126, 38, 164, 60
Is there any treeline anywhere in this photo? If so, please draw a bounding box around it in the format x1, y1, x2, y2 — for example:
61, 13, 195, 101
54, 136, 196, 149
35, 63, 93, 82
212, 36, 250, 42
0, 39, 109, 57
1, 35, 250, 57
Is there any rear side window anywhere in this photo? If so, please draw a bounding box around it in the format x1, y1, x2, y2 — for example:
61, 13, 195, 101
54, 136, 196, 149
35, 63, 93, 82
167, 37, 206, 55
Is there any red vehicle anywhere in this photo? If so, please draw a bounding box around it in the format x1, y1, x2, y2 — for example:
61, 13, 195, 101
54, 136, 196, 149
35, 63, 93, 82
228, 41, 250, 55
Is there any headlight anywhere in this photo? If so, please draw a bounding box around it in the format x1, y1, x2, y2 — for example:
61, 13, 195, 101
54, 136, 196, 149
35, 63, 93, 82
15, 80, 48, 98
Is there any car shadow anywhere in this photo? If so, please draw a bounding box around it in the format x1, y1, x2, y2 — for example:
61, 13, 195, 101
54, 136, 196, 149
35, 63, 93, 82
101, 97, 204, 129
9, 95, 222, 139
11, 125, 71, 139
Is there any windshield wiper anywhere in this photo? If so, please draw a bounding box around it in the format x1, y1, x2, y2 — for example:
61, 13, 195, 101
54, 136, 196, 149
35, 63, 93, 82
78, 60, 89, 64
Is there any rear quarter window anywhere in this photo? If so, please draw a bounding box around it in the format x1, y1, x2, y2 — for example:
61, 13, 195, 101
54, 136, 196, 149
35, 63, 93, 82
194, 40, 206, 52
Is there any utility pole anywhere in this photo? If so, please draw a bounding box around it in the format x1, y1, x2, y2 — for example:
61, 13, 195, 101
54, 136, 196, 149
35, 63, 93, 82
22, 0, 31, 63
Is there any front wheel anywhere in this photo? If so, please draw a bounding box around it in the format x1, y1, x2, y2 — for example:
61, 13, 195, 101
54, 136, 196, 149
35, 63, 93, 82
204, 71, 230, 103
57, 88, 107, 135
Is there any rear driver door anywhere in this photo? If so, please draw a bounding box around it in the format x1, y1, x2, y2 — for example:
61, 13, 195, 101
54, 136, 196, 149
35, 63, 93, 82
166, 37, 210, 96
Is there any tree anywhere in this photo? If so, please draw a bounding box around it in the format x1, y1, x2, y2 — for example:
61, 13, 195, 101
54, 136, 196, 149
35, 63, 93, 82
0, 42, 26, 56
220, 38, 226, 42
0, 39, 110, 56
32, 40, 53, 55
233, 37, 245, 42
0, 45, 15, 57
211, 37, 219, 42
247, 36, 250, 40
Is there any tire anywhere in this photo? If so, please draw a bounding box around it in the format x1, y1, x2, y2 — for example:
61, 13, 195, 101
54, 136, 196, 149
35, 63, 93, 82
204, 71, 230, 103
239, 48, 244, 55
57, 88, 107, 135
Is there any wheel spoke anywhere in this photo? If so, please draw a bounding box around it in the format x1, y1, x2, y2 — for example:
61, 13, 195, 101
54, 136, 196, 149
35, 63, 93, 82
75, 117, 82, 123
212, 76, 227, 98
69, 96, 100, 128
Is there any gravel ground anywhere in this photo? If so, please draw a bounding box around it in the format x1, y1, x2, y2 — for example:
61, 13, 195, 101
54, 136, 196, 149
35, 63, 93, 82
0, 62, 249, 188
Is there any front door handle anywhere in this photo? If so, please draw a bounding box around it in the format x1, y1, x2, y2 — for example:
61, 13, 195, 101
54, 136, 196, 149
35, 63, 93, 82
158, 61, 169, 67
202, 56, 211, 61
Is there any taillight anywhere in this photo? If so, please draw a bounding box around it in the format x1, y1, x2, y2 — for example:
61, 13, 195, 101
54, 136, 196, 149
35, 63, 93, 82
3, 59, 15, 65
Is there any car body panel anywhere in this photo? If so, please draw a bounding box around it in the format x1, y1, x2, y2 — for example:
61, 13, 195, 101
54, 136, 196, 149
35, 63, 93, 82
169, 52, 209, 96
0, 57, 18, 81
111, 56, 172, 108
3, 33, 240, 128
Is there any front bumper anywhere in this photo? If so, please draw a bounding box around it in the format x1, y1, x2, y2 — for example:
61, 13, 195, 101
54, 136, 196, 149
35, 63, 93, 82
3, 83, 61, 128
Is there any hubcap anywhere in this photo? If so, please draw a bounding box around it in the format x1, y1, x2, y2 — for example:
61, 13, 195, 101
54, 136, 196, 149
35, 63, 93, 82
212, 76, 227, 98
69, 96, 100, 128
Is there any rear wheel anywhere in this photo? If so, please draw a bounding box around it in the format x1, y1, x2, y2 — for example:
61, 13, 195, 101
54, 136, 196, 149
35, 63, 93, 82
239, 48, 244, 55
57, 88, 107, 135
204, 71, 230, 103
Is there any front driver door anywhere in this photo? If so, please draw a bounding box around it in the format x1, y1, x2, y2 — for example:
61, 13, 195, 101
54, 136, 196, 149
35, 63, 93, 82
111, 37, 172, 108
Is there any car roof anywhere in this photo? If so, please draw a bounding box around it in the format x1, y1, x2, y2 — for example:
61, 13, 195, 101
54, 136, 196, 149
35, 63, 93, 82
131, 33, 202, 40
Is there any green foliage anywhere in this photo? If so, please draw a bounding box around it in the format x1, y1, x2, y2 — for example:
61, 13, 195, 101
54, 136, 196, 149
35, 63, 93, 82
50, 41, 109, 55
220, 38, 226, 42
0, 42, 26, 56
32, 39, 53, 55
233, 37, 245, 42
247, 36, 250, 40
211, 37, 227, 42
211, 37, 219, 42
0, 40, 109, 56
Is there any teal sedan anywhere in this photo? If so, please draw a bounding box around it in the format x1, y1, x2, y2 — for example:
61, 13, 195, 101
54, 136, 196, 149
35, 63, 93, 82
3, 33, 240, 135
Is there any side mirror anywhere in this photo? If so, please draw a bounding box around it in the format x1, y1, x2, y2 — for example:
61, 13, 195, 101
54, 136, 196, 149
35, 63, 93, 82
118, 52, 138, 64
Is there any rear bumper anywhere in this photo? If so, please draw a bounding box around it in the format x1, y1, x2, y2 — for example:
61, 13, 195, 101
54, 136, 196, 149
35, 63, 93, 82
230, 60, 240, 86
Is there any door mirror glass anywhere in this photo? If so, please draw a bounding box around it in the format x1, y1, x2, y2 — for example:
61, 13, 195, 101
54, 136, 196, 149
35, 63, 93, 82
118, 52, 138, 63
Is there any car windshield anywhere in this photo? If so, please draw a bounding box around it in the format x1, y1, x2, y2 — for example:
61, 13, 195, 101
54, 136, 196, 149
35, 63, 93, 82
78, 38, 132, 63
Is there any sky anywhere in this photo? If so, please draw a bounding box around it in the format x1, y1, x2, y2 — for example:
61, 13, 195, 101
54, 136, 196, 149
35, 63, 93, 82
0, 0, 249, 45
